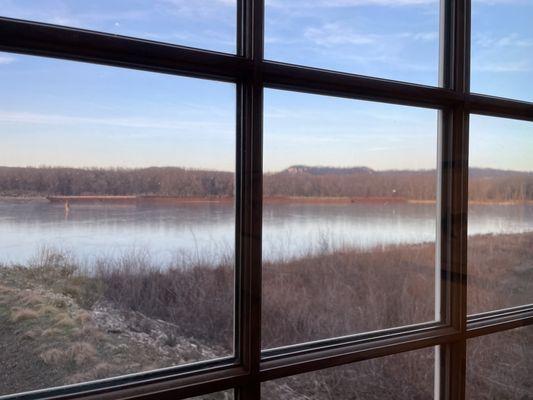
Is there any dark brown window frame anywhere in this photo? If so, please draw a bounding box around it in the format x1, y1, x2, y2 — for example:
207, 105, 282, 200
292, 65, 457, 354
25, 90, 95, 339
0, 1, 532, 399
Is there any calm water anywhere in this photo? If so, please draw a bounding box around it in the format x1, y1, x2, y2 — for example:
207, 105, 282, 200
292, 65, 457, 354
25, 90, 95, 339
0, 200, 532, 265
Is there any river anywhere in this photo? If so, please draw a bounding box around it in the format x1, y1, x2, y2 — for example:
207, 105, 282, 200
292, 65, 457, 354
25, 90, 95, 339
0, 199, 532, 265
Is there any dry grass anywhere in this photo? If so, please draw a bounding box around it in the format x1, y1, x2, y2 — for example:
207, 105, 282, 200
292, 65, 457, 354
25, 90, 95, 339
90, 233, 531, 399
10, 308, 39, 322
0, 284, 16, 294
75, 311, 92, 325
91, 362, 114, 379
89, 241, 436, 349
39, 348, 67, 365
17, 291, 45, 306
21, 328, 42, 340
41, 327, 63, 337
74, 325, 104, 340
65, 362, 116, 385
95, 257, 234, 349
69, 342, 97, 366
39, 342, 97, 367
54, 315, 77, 329
2, 232, 531, 399
262, 243, 434, 348
37, 304, 60, 316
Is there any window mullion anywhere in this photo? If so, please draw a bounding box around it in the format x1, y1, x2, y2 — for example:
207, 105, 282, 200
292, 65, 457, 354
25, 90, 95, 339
439, 0, 470, 399
237, 1, 264, 399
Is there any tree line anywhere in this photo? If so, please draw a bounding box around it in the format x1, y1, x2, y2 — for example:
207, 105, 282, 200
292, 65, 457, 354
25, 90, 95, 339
0, 165, 532, 201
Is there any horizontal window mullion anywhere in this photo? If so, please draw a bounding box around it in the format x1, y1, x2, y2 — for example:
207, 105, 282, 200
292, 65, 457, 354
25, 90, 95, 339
262, 321, 445, 360
262, 60, 462, 110
3, 19, 533, 126
467, 93, 533, 122
467, 306, 533, 339
0, 17, 250, 83
5, 365, 247, 400
260, 325, 461, 383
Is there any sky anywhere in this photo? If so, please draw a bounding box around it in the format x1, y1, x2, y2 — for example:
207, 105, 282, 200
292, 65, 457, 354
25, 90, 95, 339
0, 0, 531, 172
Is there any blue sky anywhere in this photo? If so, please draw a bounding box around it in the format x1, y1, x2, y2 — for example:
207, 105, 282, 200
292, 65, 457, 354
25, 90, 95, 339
0, 0, 531, 172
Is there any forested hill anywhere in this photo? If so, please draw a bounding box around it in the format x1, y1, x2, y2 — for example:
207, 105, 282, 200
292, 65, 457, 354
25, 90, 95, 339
0, 165, 531, 202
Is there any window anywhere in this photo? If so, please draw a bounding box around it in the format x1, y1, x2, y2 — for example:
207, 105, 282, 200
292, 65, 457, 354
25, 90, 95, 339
0, 1, 531, 399
262, 347, 435, 399
263, 90, 438, 348
471, 0, 533, 101
265, 0, 440, 85
468, 115, 533, 314
466, 327, 532, 399
0, 51, 236, 396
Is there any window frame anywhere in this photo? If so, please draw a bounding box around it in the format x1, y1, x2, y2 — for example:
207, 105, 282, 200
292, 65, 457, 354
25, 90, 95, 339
0, 1, 532, 399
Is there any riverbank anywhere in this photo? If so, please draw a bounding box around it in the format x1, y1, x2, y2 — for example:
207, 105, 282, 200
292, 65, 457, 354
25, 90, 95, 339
0, 264, 227, 397
0, 232, 531, 397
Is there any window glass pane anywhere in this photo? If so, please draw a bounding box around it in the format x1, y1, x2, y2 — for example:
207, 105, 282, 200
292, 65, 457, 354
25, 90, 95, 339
262, 89, 438, 349
0, 0, 236, 54
262, 347, 435, 399
468, 115, 533, 315
265, 0, 440, 86
471, 0, 533, 101
467, 327, 532, 399
0, 52, 235, 395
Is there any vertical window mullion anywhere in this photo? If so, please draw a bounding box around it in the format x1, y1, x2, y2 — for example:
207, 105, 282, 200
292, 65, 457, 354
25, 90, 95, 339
439, 0, 471, 399
237, 1, 264, 399
437, 0, 455, 396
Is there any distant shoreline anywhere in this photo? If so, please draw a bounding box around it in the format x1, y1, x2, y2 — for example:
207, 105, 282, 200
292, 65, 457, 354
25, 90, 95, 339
0, 195, 532, 206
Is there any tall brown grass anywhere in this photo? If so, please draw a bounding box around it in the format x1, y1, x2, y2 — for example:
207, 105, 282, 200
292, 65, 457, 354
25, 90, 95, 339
97, 232, 533, 398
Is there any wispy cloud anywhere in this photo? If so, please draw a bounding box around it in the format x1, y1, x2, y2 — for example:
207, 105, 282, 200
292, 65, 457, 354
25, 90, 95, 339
0, 111, 232, 133
473, 61, 531, 73
291, 21, 438, 73
475, 33, 533, 49
157, 0, 235, 18
0, 54, 16, 65
303, 22, 437, 47
473, 0, 531, 4
400, 32, 439, 41
267, 0, 437, 7
265, 0, 529, 15
472, 32, 532, 74
304, 24, 376, 46
0, 1, 149, 28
